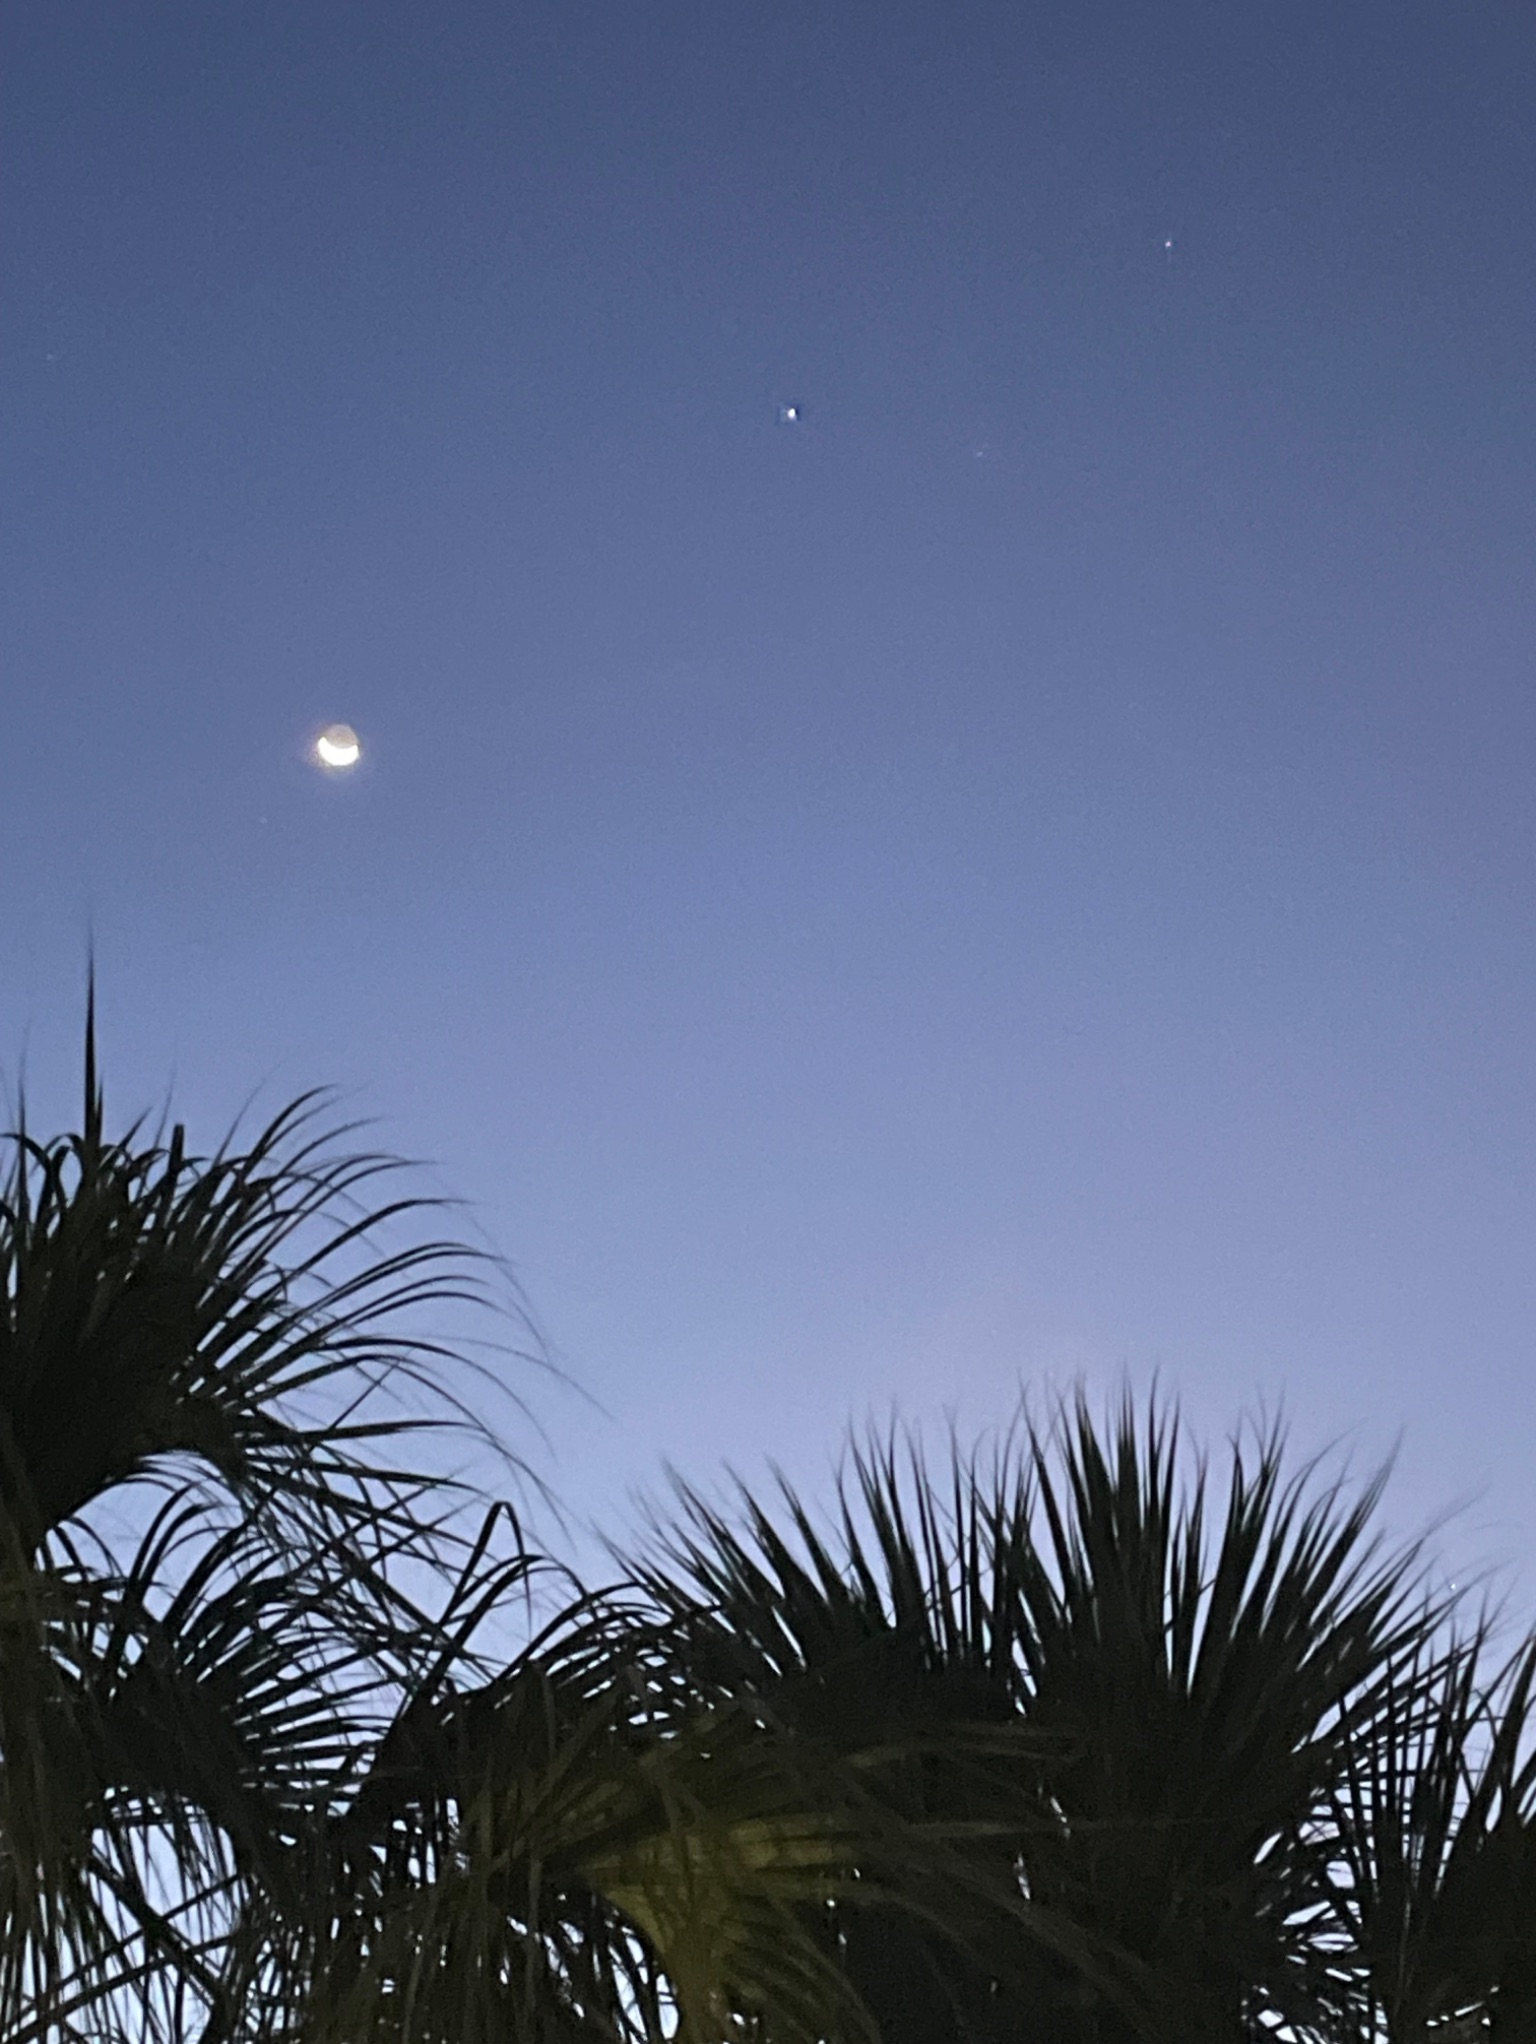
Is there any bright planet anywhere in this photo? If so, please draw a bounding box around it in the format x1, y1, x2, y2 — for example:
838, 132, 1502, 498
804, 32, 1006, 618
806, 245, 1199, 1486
314, 723, 361, 769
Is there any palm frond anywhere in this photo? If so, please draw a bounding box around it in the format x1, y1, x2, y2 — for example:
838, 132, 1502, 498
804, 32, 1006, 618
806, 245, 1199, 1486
0, 1011, 515, 1580
1322, 1630, 1536, 2041
0, 1011, 537, 2039
632, 1393, 1443, 2044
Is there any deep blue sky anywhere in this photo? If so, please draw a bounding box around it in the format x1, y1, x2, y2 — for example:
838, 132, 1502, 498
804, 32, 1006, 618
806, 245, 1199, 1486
5, 1, 1536, 1570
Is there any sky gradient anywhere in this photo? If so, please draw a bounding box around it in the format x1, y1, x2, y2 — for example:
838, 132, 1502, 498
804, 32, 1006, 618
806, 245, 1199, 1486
5, 0, 1536, 1574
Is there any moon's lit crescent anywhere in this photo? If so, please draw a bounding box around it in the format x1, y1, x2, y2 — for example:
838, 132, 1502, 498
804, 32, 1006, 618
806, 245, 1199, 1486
315, 724, 361, 769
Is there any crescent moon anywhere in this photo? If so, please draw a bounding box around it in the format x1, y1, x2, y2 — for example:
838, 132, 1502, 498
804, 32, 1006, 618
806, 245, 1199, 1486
315, 724, 361, 769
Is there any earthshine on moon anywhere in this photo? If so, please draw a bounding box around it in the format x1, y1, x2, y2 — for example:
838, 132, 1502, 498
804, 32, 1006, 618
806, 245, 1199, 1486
315, 723, 361, 769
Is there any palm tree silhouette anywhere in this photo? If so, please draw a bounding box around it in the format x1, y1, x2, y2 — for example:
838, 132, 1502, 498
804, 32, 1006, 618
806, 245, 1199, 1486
0, 1007, 957, 2044
638, 1399, 1536, 2043
7, 1007, 1536, 2042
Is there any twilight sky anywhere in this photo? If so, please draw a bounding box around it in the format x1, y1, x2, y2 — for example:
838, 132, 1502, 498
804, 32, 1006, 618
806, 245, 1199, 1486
4, 0, 1536, 1573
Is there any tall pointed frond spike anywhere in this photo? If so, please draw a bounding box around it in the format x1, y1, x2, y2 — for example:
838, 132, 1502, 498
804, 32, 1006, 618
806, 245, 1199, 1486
82, 961, 102, 1157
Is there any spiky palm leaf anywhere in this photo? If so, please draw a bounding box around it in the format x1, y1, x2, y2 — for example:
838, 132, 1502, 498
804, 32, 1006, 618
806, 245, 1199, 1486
1003, 1397, 1437, 2044
637, 1395, 1440, 2044
0, 1013, 928, 2044
0, 1006, 500, 1572
238, 1454, 1070, 2044
277, 1577, 915, 2044
0, 1010, 517, 2038
634, 1424, 1147, 2044
1322, 1633, 1536, 2042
